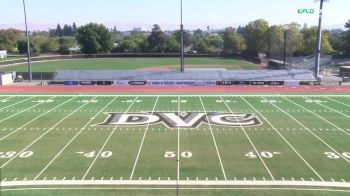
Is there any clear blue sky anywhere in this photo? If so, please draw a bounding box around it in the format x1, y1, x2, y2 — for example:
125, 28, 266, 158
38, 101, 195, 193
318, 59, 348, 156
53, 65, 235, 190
0, 0, 349, 30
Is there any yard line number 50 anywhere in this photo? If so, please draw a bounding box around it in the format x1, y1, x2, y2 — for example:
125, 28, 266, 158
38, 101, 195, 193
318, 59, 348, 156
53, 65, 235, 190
164, 151, 192, 158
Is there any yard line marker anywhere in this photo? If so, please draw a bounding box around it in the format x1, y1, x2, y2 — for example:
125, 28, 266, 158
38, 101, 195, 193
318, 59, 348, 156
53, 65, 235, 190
221, 96, 274, 181
34, 97, 117, 180
342, 179, 346, 183
0, 96, 34, 111
0, 96, 55, 125
0, 96, 96, 169
0, 96, 76, 142
82, 96, 139, 180
13, 178, 17, 181
264, 96, 350, 164
199, 97, 227, 181
129, 96, 159, 180
242, 96, 324, 181
23, 177, 27, 181
326, 97, 350, 108
283, 97, 350, 136
308, 97, 350, 119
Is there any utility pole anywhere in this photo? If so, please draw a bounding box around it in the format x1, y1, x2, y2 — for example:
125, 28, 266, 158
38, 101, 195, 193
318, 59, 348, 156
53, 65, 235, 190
180, 0, 185, 73
283, 30, 287, 69
23, 0, 32, 82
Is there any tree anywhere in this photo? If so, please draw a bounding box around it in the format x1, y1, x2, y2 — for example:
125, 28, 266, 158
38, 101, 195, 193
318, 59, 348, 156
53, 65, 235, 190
72, 22, 78, 35
163, 36, 180, 53
147, 24, 166, 52
58, 37, 76, 54
267, 25, 284, 58
223, 27, 246, 55
299, 26, 333, 55
62, 25, 73, 36
243, 19, 270, 53
0, 29, 24, 52
343, 20, 350, 55
174, 30, 192, 47
17, 39, 41, 55
76, 23, 113, 54
56, 24, 63, 37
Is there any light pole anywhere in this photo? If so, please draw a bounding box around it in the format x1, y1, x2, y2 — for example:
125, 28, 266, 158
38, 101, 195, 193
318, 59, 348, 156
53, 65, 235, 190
315, 0, 325, 79
23, 0, 32, 82
180, 0, 185, 73
283, 29, 287, 69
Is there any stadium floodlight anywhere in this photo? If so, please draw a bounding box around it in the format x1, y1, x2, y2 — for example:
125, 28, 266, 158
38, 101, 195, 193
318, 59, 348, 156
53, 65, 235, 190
283, 26, 290, 69
180, 0, 185, 73
314, 0, 329, 79
23, 0, 33, 82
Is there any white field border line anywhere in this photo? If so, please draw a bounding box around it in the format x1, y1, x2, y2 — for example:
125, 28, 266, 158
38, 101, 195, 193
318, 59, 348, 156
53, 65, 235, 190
1, 180, 350, 188
220, 96, 275, 181
199, 97, 227, 180
82, 96, 139, 180
303, 96, 350, 120
263, 96, 350, 164
0, 96, 34, 111
326, 97, 350, 108
0, 97, 77, 142
242, 96, 324, 181
34, 96, 118, 180
283, 96, 350, 136
0, 96, 97, 169
0, 96, 56, 124
0, 95, 350, 98
129, 96, 160, 180
2, 188, 350, 194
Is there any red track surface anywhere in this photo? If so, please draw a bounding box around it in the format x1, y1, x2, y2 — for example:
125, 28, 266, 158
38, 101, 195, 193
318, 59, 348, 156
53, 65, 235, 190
1, 85, 350, 93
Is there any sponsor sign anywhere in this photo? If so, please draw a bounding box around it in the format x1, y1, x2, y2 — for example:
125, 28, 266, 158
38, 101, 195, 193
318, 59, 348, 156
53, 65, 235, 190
79, 81, 96, 85
114, 80, 129, 86
251, 81, 267, 85
98, 112, 262, 128
129, 81, 147, 85
64, 81, 79, 86
97, 81, 113, 85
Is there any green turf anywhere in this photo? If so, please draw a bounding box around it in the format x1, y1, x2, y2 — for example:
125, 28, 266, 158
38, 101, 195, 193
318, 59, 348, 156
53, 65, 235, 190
0, 57, 259, 72
1, 94, 350, 196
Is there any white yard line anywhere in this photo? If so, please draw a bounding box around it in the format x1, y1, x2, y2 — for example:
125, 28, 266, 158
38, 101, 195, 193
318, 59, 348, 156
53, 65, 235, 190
0, 96, 34, 111
199, 97, 227, 180
326, 97, 350, 108
0, 96, 97, 169
129, 96, 159, 180
82, 96, 139, 180
0, 97, 55, 124
282, 96, 350, 136
34, 97, 118, 180
1, 180, 350, 188
263, 96, 350, 164
0, 97, 76, 142
220, 96, 275, 181
241, 96, 324, 181
303, 96, 350, 120
177, 96, 181, 184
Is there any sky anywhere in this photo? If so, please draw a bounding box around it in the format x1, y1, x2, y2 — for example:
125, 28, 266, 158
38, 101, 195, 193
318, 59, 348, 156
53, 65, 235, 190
0, 0, 349, 31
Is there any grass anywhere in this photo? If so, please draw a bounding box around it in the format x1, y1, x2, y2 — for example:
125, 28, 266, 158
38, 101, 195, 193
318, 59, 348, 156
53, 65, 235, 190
0, 94, 350, 196
0, 57, 260, 72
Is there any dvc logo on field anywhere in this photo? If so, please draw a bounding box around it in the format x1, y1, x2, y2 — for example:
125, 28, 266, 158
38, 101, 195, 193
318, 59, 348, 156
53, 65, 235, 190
298, 9, 315, 14
98, 112, 262, 128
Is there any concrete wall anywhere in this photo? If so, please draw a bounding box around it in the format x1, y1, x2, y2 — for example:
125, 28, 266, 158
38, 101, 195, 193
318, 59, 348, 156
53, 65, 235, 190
0, 73, 13, 86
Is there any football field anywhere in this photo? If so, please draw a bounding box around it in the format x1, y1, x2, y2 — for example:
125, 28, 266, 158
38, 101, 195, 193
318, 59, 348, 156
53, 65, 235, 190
0, 94, 350, 195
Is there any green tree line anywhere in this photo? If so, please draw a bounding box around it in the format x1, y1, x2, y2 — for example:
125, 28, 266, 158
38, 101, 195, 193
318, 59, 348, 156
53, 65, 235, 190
1, 19, 350, 56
